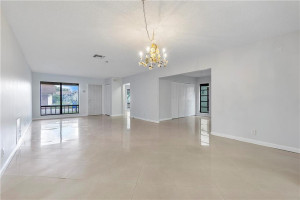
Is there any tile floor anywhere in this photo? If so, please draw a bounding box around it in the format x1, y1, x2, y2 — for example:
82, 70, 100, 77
0, 115, 299, 200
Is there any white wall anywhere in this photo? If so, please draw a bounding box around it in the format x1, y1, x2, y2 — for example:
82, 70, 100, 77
209, 32, 299, 152
32, 72, 103, 119
1, 14, 32, 171
196, 76, 211, 117
159, 79, 172, 120
123, 72, 159, 123
124, 31, 300, 152
161, 75, 197, 84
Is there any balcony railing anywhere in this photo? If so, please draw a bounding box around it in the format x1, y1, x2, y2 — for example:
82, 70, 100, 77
40, 105, 79, 116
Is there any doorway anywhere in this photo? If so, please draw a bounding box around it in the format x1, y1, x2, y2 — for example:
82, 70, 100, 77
159, 68, 211, 121
123, 83, 130, 117
103, 84, 111, 116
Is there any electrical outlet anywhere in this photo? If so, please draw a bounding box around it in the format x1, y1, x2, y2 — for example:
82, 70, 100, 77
252, 129, 257, 136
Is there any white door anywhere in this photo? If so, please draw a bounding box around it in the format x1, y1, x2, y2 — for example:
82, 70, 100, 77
178, 83, 186, 118
104, 84, 111, 116
88, 85, 102, 115
102, 86, 106, 115
171, 82, 196, 119
171, 82, 179, 119
185, 84, 195, 116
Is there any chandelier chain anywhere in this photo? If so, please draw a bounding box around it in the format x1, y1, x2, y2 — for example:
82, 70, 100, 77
142, 0, 151, 41
139, 0, 168, 70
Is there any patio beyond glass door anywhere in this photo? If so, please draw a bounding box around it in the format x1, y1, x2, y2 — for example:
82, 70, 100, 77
200, 83, 209, 113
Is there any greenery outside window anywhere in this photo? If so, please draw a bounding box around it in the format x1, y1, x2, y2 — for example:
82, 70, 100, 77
40, 82, 79, 116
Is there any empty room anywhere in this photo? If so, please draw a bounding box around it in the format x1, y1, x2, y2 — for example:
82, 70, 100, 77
1, 1, 299, 199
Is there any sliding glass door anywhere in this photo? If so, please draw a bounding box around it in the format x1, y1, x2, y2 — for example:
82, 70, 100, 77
40, 82, 79, 116
40, 82, 61, 115
61, 84, 79, 114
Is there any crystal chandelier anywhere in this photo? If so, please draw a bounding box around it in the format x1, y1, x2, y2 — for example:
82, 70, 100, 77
138, 0, 168, 70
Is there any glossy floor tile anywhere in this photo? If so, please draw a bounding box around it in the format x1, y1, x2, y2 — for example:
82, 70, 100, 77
1, 115, 299, 200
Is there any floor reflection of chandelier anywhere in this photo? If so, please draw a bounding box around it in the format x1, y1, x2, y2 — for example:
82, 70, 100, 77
138, 0, 168, 70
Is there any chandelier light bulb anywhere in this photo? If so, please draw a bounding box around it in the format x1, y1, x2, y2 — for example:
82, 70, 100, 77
146, 46, 150, 52
164, 53, 167, 58
139, 51, 143, 58
162, 48, 166, 53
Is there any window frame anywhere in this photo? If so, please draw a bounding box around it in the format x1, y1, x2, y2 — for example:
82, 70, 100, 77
200, 83, 209, 113
40, 81, 79, 116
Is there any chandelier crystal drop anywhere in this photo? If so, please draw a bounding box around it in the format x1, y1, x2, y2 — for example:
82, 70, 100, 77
138, 0, 168, 70
138, 39, 168, 70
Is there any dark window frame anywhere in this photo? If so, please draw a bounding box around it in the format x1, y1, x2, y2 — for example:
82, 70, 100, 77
200, 83, 209, 113
40, 81, 79, 116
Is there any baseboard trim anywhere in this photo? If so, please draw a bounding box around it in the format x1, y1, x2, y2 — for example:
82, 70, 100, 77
211, 132, 300, 153
33, 114, 87, 121
0, 121, 32, 177
110, 114, 123, 117
132, 116, 159, 123
159, 118, 172, 122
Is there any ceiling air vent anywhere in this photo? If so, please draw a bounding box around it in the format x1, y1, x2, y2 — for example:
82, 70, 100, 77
93, 54, 108, 64
93, 54, 105, 59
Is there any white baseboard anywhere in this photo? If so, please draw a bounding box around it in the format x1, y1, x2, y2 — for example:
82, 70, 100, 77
196, 113, 211, 117
211, 132, 300, 153
110, 114, 123, 117
33, 114, 87, 120
132, 116, 159, 123
159, 118, 172, 122
0, 121, 32, 176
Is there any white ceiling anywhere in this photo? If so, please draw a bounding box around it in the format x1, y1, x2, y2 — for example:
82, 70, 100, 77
2, 1, 299, 78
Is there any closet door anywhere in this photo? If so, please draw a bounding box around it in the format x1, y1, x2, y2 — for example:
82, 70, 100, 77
106, 84, 111, 116
171, 82, 179, 119
103, 85, 106, 115
88, 85, 95, 115
178, 83, 186, 118
185, 84, 195, 116
103, 85, 107, 115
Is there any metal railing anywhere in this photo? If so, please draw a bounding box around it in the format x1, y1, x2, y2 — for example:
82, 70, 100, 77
40, 105, 79, 116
